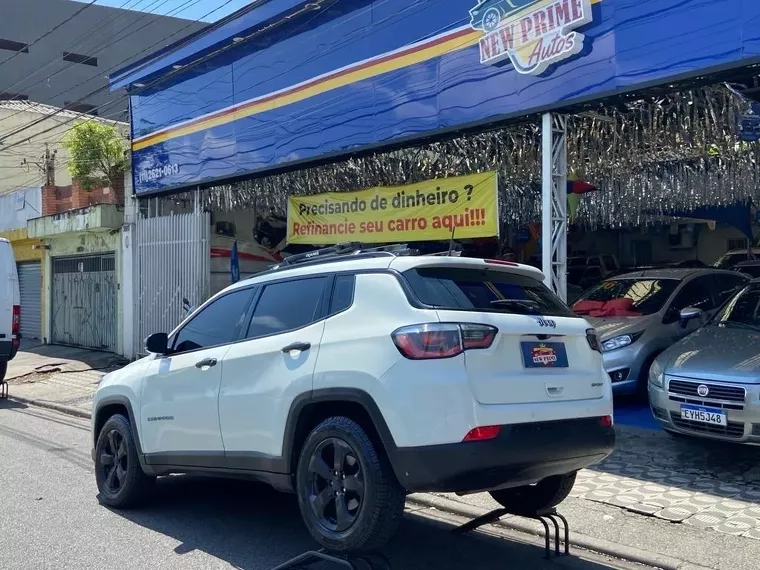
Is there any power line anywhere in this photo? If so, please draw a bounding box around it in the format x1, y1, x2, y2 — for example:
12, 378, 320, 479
0, 0, 157, 102
0, 0, 243, 145
0, 0, 99, 71
0, 0, 205, 128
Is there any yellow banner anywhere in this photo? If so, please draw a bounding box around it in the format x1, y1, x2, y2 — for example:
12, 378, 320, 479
287, 172, 499, 245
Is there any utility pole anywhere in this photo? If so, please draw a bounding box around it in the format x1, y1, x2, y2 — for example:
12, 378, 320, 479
20, 142, 56, 186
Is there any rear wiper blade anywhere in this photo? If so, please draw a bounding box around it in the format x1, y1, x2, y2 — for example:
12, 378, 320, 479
490, 299, 541, 314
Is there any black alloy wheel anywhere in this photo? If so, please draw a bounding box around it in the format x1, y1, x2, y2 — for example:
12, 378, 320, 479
307, 437, 365, 533
296, 416, 405, 552
100, 428, 128, 494
94, 414, 154, 508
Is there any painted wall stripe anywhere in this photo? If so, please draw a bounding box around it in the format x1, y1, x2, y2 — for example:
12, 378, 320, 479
133, 0, 602, 152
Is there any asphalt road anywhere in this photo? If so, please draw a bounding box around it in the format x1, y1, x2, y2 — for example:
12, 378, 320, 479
0, 399, 648, 570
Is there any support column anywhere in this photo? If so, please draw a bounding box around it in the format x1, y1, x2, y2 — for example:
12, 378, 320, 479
541, 113, 568, 301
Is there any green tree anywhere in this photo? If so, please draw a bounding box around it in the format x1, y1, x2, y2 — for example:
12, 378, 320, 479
62, 122, 128, 190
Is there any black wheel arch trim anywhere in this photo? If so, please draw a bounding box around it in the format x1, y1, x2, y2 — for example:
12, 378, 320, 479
282, 388, 401, 476
92, 395, 149, 472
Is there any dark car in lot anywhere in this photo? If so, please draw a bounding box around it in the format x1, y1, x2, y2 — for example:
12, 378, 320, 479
733, 259, 760, 279
469, 0, 537, 32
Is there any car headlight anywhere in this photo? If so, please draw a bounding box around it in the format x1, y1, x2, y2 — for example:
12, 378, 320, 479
649, 359, 664, 388
601, 334, 633, 352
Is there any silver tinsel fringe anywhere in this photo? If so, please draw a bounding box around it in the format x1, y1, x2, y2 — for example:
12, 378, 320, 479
166, 84, 758, 229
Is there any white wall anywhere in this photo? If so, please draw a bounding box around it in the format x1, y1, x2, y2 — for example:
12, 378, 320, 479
0, 187, 42, 232
121, 175, 137, 359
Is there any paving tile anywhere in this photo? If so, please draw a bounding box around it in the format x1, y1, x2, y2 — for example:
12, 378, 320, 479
715, 516, 759, 536
626, 503, 661, 516
685, 511, 729, 528
655, 504, 701, 522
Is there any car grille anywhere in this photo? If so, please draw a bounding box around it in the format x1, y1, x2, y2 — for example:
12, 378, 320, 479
668, 379, 746, 403
670, 412, 745, 439
668, 396, 743, 411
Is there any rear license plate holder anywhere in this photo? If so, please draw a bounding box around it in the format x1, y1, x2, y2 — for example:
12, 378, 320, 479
520, 341, 568, 368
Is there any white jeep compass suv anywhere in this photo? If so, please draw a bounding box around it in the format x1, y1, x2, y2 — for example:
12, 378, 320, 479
91, 243, 614, 552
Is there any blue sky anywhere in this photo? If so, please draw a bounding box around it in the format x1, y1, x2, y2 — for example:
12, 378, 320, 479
93, 0, 253, 22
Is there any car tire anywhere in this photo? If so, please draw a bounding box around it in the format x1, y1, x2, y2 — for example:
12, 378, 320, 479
0, 360, 7, 383
489, 472, 577, 514
94, 414, 154, 508
296, 416, 405, 553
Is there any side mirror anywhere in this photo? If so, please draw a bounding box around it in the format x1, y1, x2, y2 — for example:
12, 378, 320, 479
145, 332, 169, 355
679, 307, 703, 328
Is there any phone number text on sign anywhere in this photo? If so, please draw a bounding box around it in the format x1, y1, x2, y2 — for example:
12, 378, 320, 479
139, 163, 180, 183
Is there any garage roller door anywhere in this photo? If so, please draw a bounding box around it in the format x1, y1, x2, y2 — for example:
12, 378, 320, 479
52, 254, 117, 352
17, 261, 41, 341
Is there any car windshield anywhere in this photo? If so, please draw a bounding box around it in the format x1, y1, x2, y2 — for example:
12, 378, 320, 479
572, 278, 680, 317
403, 266, 576, 317
710, 283, 760, 330
714, 252, 748, 269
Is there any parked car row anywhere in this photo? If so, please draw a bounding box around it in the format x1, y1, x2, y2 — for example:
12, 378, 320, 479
571, 268, 749, 396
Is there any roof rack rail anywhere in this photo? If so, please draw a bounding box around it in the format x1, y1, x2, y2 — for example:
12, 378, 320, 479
279, 242, 418, 267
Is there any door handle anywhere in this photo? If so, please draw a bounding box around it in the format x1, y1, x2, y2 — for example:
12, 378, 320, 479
281, 342, 311, 353
195, 357, 217, 369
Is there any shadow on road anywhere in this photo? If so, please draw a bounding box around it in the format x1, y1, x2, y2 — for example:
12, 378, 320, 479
0, 398, 28, 411
113, 476, 624, 570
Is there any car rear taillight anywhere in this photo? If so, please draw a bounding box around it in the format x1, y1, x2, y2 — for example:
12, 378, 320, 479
463, 425, 501, 442
600, 415, 613, 428
585, 328, 601, 353
391, 323, 498, 360
11, 304, 20, 350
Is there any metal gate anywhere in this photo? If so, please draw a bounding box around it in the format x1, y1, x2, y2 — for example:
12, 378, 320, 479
52, 254, 117, 351
134, 211, 210, 356
17, 261, 42, 341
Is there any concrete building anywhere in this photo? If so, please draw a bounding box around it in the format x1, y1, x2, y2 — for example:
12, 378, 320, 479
0, 0, 207, 120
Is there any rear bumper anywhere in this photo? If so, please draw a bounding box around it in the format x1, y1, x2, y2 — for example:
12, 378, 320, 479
0, 340, 17, 362
389, 417, 615, 493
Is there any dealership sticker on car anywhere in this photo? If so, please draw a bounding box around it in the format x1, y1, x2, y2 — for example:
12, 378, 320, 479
680, 404, 727, 426
520, 342, 568, 368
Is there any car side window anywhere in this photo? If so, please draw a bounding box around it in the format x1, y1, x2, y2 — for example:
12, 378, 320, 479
329, 274, 355, 315
173, 288, 255, 353
669, 276, 715, 315
246, 277, 328, 339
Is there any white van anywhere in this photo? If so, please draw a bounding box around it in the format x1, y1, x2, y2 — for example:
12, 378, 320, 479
0, 238, 20, 385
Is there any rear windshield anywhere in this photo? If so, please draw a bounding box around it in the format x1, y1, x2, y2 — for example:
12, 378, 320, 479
403, 267, 576, 317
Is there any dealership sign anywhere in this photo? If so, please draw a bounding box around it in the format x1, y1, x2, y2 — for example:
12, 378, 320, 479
471, 0, 594, 75
287, 172, 499, 245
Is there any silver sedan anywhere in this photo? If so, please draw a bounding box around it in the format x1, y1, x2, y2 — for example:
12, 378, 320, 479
572, 268, 749, 396
649, 279, 760, 443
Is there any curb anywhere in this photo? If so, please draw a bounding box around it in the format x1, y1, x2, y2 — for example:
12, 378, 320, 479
8, 397, 710, 570
407, 494, 712, 570
8, 395, 92, 420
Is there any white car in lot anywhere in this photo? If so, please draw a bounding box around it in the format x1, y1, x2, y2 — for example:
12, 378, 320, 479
91, 244, 615, 552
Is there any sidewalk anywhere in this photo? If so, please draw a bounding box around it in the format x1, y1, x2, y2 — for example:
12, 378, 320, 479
5, 340, 126, 414
5, 344, 760, 568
